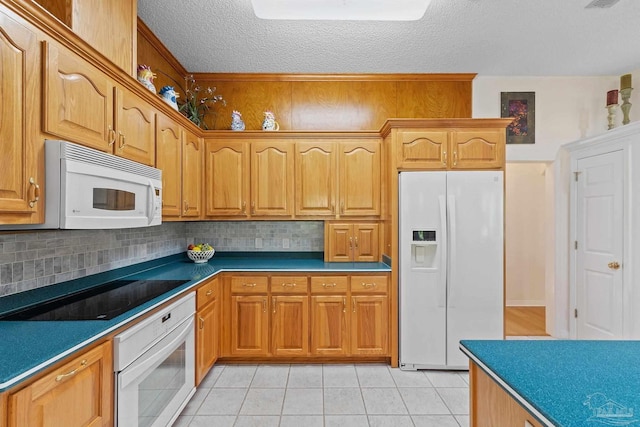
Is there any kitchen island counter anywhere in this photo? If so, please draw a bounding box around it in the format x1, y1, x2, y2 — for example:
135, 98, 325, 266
0, 252, 390, 391
460, 339, 640, 427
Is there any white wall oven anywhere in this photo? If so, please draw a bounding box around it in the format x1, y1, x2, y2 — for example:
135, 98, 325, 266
114, 293, 195, 427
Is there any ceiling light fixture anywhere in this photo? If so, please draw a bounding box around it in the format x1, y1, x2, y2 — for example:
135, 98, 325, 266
250, 0, 432, 21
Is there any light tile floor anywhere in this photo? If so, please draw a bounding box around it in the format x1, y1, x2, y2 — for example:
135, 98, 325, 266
173, 364, 470, 427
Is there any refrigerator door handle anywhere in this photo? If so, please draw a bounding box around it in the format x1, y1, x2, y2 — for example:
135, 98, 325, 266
447, 194, 457, 307
438, 194, 447, 308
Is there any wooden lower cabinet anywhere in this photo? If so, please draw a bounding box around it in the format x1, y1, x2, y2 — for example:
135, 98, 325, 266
310, 295, 348, 355
271, 295, 309, 356
230, 295, 270, 356
350, 295, 388, 355
195, 278, 219, 386
8, 341, 112, 427
223, 273, 389, 360
470, 362, 543, 427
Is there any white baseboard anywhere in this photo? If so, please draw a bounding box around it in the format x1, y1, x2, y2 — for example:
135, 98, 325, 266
506, 300, 546, 307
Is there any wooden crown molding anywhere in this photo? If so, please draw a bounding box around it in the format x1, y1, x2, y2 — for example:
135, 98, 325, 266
379, 118, 515, 137
137, 17, 188, 77
191, 73, 477, 82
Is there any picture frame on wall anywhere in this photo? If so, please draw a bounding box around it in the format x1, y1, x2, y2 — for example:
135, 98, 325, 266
501, 92, 535, 144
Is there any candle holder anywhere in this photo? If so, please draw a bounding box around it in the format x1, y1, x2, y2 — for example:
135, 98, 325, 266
607, 104, 618, 130
620, 87, 633, 125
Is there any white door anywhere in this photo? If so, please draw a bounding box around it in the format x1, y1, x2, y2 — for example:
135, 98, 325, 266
446, 171, 504, 368
399, 171, 447, 368
575, 151, 624, 339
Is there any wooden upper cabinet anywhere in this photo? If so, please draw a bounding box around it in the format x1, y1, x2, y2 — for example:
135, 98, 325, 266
325, 222, 379, 262
397, 130, 448, 169
204, 140, 249, 217
0, 11, 42, 224
8, 341, 113, 427
35, 0, 136, 75
295, 142, 337, 216
251, 141, 294, 216
352, 223, 380, 262
114, 87, 156, 166
338, 141, 380, 216
44, 41, 114, 152
182, 130, 203, 218
450, 129, 504, 169
156, 113, 182, 218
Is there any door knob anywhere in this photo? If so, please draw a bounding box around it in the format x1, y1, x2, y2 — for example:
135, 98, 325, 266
608, 261, 621, 270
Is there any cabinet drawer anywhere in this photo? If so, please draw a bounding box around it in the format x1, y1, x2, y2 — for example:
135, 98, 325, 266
271, 276, 309, 294
196, 277, 218, 309
231, 276, 268, 293
310, 276, 348, 293
350, 275, 388, 294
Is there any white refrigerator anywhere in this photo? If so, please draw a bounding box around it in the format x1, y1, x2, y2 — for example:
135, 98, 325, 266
399, 171, 503, 370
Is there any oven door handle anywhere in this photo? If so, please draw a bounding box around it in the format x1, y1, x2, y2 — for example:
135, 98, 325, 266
118, 316, 194, 390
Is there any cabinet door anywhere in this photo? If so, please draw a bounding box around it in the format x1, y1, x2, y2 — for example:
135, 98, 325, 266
338, 141, 380, 216
230, 295, 269, 356
114, 88, 156, 166
182, 130, 203, 218
295, 142, 336, 216
71, 0, 136, 75
450, 130, 504, 169
251, 141, 294, 216
350, 295, 388, 355
8, 341, 113, 427
397, 130, 448, 169
44, 42, 114, 152
155, 114, 182, 218
311, 296, 348, 355
0, 11, 42, 223
271, 296, 309, 356
353, 223, 379, 262
325, 223, 353, 262
196, 298, 218, 386
204, 140, 249, 216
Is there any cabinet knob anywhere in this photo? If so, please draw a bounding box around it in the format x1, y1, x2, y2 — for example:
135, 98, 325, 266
251, 201, 256, 215
243, 283, 257, 287
361, 282, 377, 288
242, 201, 247, 214
322, 283, 337, 288
206, 289, 213, 296
343, 297, 346, 313
282, 283, 296, 287
118, 131, 126, 149
29, 177, 40, 208
443, 150, 447, 166
453, 151, 458, 166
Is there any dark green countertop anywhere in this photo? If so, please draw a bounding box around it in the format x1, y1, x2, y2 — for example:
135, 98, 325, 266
460, 339, 640, 427
0, 252, 390, 391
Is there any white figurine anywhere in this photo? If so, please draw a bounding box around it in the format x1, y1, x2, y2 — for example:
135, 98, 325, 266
159, 86, 179, 111
137, 65, 156, 93
262, 111, 280, 131
231, 110, 246, 131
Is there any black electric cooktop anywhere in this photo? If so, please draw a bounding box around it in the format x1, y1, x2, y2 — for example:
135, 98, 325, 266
0, 279, 189, 321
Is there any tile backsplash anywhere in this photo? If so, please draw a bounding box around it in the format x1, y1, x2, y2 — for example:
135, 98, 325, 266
186, 221, 324, 252
0, 222, 187, 297
0, 221, 324, 297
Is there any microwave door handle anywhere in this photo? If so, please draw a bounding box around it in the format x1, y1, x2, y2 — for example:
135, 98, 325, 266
147, 180, 156, 225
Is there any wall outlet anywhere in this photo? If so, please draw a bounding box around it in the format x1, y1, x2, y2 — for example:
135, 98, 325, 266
283, 238, 290, 249
255, 237, 263, 249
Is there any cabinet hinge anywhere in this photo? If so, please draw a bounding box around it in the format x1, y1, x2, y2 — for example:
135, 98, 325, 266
574, 308, 578, 318
575, 241, 578, 250
574, 171, 582, 182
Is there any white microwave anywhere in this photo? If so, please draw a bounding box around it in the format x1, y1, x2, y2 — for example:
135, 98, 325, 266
3, 140, 162, 230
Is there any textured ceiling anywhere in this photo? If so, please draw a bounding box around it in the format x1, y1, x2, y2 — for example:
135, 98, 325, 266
137, 0, 640, 76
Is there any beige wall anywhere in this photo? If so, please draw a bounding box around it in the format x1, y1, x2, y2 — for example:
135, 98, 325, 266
505, 162, 548, 306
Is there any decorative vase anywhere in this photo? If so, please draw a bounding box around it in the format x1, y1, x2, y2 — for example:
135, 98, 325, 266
262, 111, 280, 131
231, 110, 246, 131
159, 86, 179, 111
